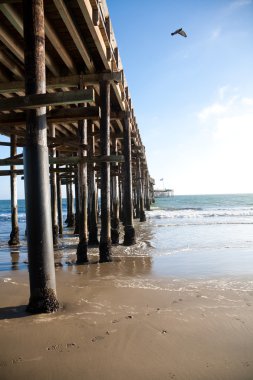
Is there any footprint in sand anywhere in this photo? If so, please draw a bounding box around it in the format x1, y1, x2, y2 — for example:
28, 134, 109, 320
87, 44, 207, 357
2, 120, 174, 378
12, 357, 23, 365
47, 343, 79, 352
172, 299, 183, 304
242, 361, 250, 368
91, 336, 104, 343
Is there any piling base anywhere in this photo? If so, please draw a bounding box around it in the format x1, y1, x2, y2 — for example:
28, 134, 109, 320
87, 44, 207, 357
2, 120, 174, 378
88, 230, 99, 245
74, 223, 79, 235
140, 211, 146, 222
99, 241, 112, 262
66, 214, 75, 227
111, 218, 120, 244
27, 288, 59, 314
52, 225, 59, 246
123, 225, 136, 246
8, 227, 20, 246
76, 241, 88, 264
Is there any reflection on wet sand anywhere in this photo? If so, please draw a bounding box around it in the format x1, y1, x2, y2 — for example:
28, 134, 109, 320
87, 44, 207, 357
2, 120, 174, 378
10, 251, 20, 270
59, 256, 153, 280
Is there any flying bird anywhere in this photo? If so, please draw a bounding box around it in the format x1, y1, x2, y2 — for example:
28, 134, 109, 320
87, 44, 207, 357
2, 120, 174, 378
171, 28, 187, 38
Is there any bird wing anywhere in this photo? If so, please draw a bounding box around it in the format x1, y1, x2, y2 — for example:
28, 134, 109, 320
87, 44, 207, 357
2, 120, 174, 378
171, 28, 182, 35
178, 29, 187, 37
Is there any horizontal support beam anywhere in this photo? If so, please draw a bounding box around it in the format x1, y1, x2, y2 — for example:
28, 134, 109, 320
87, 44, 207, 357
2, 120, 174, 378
0, 89, 95, 111
0, 169, 23, 176
0, 155, 125, 166
0, 167, 79, 176
0, 72, 123, 94
0, 106, 100, 127
0, 110, 127, 126
0, 107, 129, 126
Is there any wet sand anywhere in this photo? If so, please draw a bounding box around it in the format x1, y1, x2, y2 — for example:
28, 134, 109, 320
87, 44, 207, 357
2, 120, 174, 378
1, 256, 253, 380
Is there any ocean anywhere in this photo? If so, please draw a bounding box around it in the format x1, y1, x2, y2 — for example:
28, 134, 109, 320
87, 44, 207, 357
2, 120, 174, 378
0, 194, 253, 279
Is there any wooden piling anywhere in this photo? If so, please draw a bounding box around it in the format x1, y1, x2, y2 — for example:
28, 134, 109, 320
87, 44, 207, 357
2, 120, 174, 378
74, 171, 80, 235
50, 124, 59, 246
99, 80, 112, 262
66, 177, 75, 227
88, 122, 98, 244
8, 134, 20, 246
111, 138, 120, 244
145, 172, 151, 211
138, 158, 146, 222
76, 114, 88, 264
22, 0, 59, 313
123, 115, 136, 245
56, 170, 63, 235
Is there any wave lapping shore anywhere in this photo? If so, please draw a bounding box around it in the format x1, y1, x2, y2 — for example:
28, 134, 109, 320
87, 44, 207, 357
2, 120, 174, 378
0, 194, 253, 379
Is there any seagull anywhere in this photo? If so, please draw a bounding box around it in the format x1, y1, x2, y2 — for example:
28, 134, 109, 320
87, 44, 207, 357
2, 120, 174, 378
171, 28, 187, 38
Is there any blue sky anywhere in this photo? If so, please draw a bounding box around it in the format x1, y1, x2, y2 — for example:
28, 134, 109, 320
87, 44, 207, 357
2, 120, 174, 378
0, 0, 253, 198
107, 0, 253, 195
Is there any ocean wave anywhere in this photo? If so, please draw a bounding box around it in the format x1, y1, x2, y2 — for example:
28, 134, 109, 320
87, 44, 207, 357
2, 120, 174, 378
147, 208, 253, 220
0, 213, 27, 222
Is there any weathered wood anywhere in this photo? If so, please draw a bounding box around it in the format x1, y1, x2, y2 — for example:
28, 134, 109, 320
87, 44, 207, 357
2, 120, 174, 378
137, 158, 146, 222
0, 72, 123, 93
53, 0, 95, 72
23, 0, 59, 313
8, 134, 20, 246
0, 155, 124, 166
0, 88, 95, 111
0, 107, 129, 126
73, 171, 79, 235
88, 122, 98, 244
123, 116, 136, 245
56, 168, 63, 235
99, 80, 112, 262
111, 137, 120, 244
76, 79, 89, 263
50, 124, 59, 246
0, 169, 24, 176
66, 173, 75, 227
144, 172, 151, 211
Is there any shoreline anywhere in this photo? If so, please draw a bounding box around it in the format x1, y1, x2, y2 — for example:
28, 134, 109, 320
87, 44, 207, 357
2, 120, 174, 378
1, 258, 253, 380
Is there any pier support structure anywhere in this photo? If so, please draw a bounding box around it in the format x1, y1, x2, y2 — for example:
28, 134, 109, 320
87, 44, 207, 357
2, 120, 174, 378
56, 169, 63, 235
23, 0, 59, 313
66, 178, 75, 227
138, 158, 146, 222
50, 124, 59, 246
111, 137, 120, 244
99, 80, 112, 262
123, 115, 136, 245
8, 134, 20, 246
88, 122, 98, 244
76, 92, 88, 264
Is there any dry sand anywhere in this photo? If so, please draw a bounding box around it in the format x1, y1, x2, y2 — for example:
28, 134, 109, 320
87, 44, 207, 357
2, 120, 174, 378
1, 257, 253, 380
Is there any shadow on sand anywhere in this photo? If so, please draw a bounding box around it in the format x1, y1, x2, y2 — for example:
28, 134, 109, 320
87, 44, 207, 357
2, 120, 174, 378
0, 305, 29, 320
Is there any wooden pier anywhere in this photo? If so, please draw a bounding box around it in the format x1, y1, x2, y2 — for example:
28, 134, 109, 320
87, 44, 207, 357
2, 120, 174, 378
0, 0, 154, 312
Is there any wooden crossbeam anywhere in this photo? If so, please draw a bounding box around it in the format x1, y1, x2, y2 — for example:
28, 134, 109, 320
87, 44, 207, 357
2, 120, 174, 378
0, 107, 131, 126
0, 155, 125, 166
0, 72, 123, 94
0, 89, 95, 111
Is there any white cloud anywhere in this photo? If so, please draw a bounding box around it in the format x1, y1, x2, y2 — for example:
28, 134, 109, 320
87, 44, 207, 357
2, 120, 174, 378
229, 0, 252, 9
241, 97, 253, 106
197, 103, 228, 122
195, 90, 253, 192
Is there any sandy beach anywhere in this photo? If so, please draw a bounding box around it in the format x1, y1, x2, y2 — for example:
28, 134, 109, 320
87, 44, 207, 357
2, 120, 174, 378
1, 254, 253, 380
